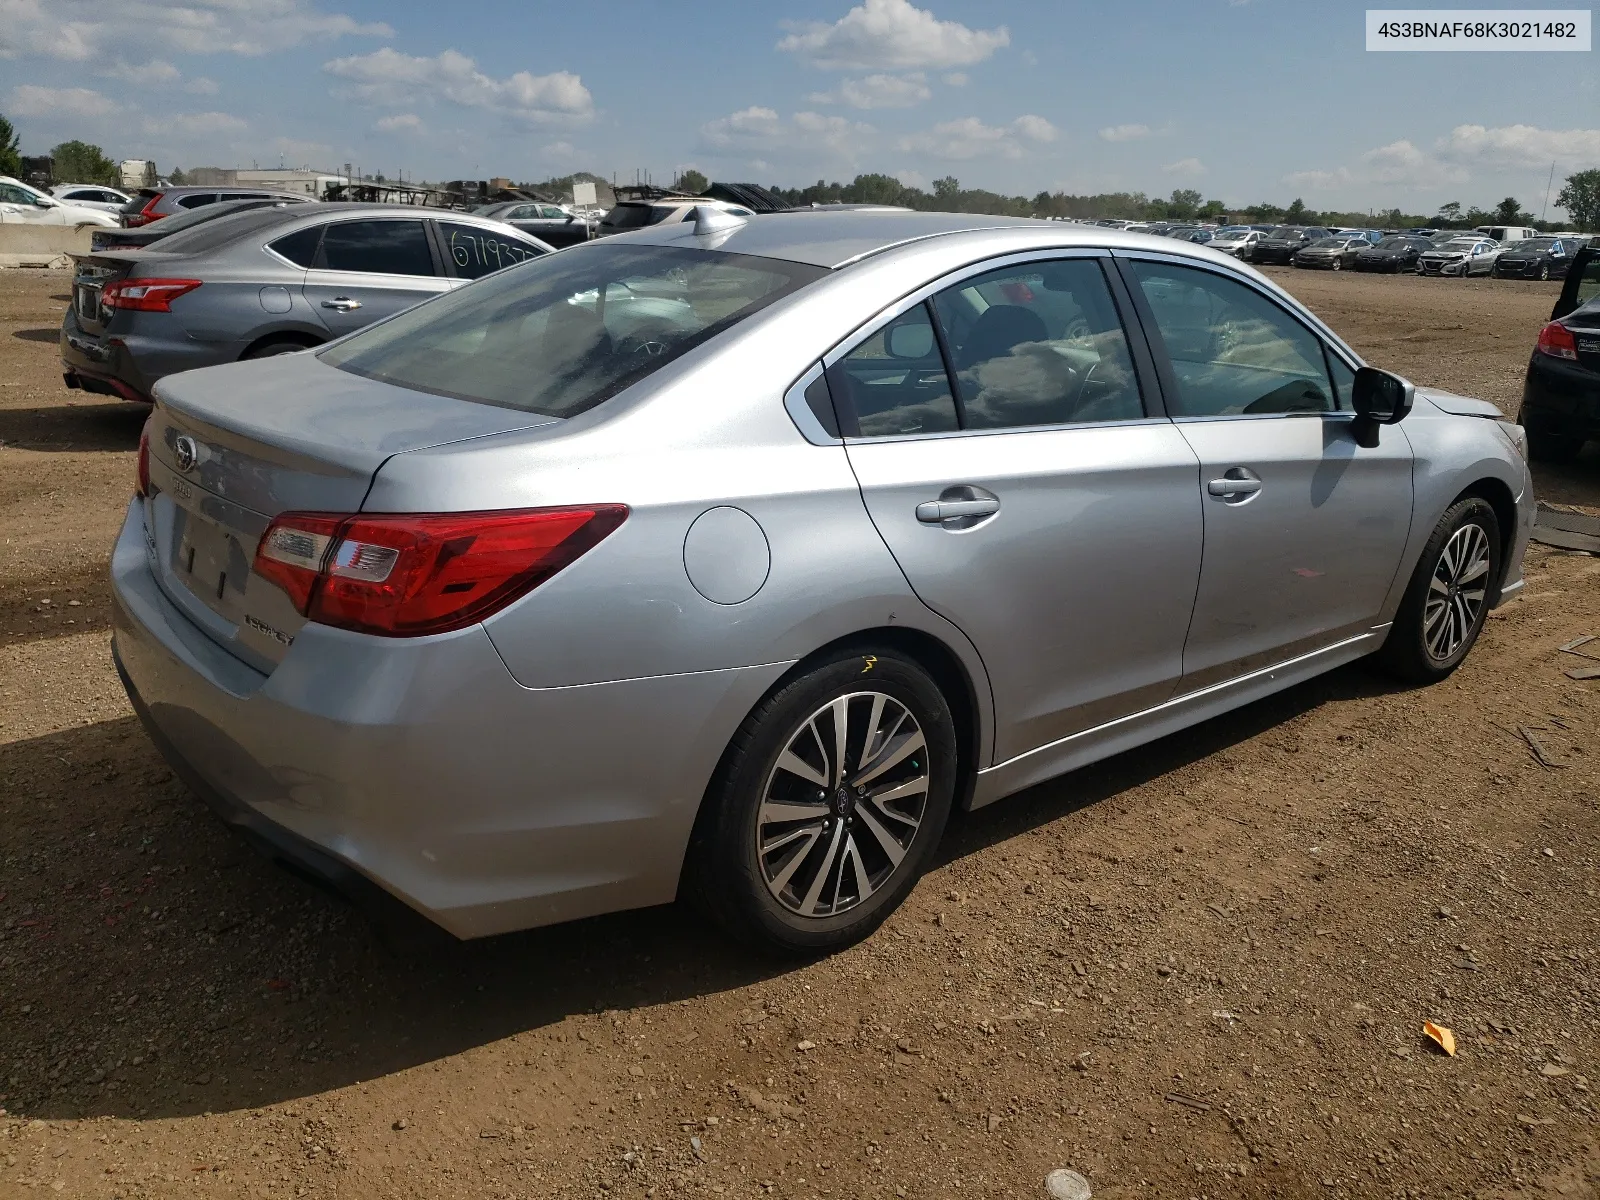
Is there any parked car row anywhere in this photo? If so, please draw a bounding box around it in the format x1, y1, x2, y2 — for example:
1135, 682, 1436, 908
0, 176, 121, 227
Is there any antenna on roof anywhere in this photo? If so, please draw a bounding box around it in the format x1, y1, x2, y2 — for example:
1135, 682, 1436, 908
692, 205, 747, 237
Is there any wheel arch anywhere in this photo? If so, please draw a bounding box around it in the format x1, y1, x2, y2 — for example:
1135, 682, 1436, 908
238, 328, 324, 360
1451, 475, 1518, 605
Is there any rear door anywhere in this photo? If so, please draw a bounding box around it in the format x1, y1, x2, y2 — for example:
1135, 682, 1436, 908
301, 217, 444, 337
1119, 255, 1413, 690
836, 252, 1203, 763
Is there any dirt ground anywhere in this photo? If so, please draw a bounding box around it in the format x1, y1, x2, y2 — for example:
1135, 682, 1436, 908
1, 265, 1597, 1200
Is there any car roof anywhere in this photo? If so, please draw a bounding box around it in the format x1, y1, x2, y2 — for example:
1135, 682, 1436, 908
601, 208, 1243, 270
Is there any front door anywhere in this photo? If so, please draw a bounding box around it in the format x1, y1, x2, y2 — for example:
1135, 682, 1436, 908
1122, 256, 1414, 690
301, 217, 444, 338
835, 255, 1204, 763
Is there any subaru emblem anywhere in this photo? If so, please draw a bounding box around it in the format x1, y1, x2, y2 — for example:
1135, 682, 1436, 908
174, 435, 199, 473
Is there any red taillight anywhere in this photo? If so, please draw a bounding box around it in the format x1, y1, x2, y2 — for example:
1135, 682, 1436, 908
253, 506, 628, 637
1536, 321, 1579, 361
102, 278, 202, 313
136, 420, 151, 497
126, 193, 165, 227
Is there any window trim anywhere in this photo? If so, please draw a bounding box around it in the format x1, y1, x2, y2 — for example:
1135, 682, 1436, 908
1110, 250, 1363, 425
820, 248, 1167, 443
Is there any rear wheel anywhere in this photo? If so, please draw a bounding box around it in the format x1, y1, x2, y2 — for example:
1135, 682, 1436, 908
1375, 497, 1500, 683
1330, 258, 1342, 271
1539, 263, 1551, 281
686, 650, 957, 955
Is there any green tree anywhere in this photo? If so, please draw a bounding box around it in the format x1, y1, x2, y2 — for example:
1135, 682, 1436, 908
1493, 196, 1527, 224
1198, 199, 1226, 219
1555, 169, 1600, 231
1167, 188, 1203, 219
0, 112, 20, 178
672, 168, 708, 194
168, 167, 188, 186
50, 140, 116, 185
1436, 200, 1463, 225
1284, 197, 1308, 222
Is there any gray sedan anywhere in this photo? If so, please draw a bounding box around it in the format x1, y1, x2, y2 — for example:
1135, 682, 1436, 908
61, 204, 552, 403
111, 210, 1533, 954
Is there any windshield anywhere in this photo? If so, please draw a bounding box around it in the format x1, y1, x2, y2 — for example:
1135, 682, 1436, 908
1213, 231, 1247, 241
1307, 238, 1345, 248
319, 244, 826, 417
1521, 238, 1559, 251
600, 204, 654, 229
1374, 237, 1411, 249
1437, 239, 1479, 252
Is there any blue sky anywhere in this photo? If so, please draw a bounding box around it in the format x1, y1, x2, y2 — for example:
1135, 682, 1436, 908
3, 0, 1596, 217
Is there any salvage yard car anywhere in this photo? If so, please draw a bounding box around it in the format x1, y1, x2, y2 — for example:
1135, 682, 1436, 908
1354, 235, 1432, 273
112, 210, 1532, 954
1291, 235, 1367, 271
1244, 225, 1332, 265
1519, 246, 1600, 461
0, 176, 120, 227
119, 185, 313, 228
61, 204, 551, 403
1491, 235, 1578, 281
1418, 237, 1501, 278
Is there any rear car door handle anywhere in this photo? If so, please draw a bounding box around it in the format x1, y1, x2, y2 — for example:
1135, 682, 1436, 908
916, 498, 1000, 522
321, 297, 362, 312
1207, 477, 1262, 497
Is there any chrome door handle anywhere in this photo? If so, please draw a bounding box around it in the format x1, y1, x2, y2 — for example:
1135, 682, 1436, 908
321, 297, 362, 311
1207, 477, 1262, 497
916, 498, 1000, 522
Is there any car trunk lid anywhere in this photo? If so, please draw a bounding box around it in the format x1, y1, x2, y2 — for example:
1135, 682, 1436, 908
69, 248, 186, 336
144, 352, 558, 671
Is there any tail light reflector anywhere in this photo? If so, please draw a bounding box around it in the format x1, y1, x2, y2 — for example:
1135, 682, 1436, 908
126, 193, 164, 227
102, 278, 202, 313
1535, 321, 1578, 361
136, 420, 151, 497
253, 506, 628, 637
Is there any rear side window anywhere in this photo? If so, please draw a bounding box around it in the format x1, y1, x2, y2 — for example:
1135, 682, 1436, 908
828, 304, 959, 438
318, 220, 434, 276
600, 205, 652, 230
437, 220, 543, 280
269, 225, 322, 268
319, 244, 823, 417
1129, 260, 1334, 417
1577, 255, 1600, 308
176, 193, 218, 209
930, 258, 1144, 428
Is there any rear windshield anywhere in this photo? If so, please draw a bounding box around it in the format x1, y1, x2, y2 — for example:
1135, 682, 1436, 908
139, 205, 306, 255
600, 204, 654, 230
319, 244, 826, 417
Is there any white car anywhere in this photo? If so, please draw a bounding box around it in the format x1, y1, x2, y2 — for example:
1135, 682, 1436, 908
50, 184, 132, 214
1417, 237, 1502, 278
1210, 229, 1265, 257
0, 177, 120, 227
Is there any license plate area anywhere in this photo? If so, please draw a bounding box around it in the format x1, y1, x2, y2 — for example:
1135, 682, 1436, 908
170, 504, 251, 620
75, 283, 101, 323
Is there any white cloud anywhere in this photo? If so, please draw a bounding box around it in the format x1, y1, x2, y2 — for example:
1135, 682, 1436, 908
271, 136, 335, 164
899, 114, 1057, 160
778, 0, 1008, 70
142, 111, 248, 136
6, 84, 115, 118
1440, 123, 1600, 169
324, 48, 593, 125
943, 71, 968, 86
0, 0, 391, 64
184, 77, 219, 95
374, 112, 423, 134
99, 59, 180, 84
699, 106, 874, 157
1099, 123, 1152, 143
542, 140, 577, 158
1283, 167, 1352, 190
809, 73, 931, 109
1361, 138, 1465, 187
895, 168, 928, 188
1162, 157, 1206, 177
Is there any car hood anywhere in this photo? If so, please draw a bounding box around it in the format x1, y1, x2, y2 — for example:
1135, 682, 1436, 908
1415, 388, 1505, 420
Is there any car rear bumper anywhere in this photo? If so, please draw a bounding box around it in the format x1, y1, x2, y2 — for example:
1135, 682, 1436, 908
1521, 354, 1600, 438
59, 307, 223, 403
110, 498, 788, 939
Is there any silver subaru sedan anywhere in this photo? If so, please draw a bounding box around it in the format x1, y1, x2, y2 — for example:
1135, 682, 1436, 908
111, 209, 1534, 954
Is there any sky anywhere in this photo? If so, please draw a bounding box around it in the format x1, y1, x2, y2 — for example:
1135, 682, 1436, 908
2, 0, 1597, 218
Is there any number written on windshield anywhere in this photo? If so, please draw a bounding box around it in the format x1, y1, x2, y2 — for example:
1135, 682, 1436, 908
439, 222, 543, 280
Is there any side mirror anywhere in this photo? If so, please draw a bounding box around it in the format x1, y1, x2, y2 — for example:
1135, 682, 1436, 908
885, 319, 934, 359
1351, 366, 1414, 447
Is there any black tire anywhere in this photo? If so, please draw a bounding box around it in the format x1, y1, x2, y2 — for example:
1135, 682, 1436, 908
1330, 258, 1342, 271
243, 339, 315, 360
1539, 263, 1550, 281
685, 649, 957, 955
1374, 497, 1500, 684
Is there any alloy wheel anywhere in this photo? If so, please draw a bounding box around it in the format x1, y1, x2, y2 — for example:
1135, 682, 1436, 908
756, 691, 930, 918
1424, 522, 1491, 661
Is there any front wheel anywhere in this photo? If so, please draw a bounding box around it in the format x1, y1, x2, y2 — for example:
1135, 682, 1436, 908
685, 650, 957, 955
1330, 258, 1342, 271
1374, 497, 1500, 683
1539, 263, 1551, 281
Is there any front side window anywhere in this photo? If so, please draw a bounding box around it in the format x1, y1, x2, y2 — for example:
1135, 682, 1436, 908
320, 244, 823, 417
930, 258, 1143, 428
1129, 260, 1333, 417
437, 220, 543, 280
318, 220, 434, 276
